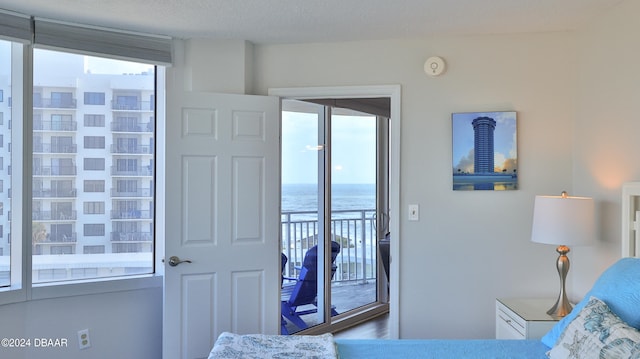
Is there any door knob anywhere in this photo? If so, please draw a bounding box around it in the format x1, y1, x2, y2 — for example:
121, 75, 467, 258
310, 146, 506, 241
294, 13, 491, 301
166, 256, 192, 267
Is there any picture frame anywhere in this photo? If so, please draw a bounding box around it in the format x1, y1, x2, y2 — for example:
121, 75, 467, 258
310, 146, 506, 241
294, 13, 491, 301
452, 111, 517, 191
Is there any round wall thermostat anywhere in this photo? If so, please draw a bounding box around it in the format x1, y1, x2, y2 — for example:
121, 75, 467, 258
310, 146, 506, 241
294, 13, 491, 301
424, 56, 446, 77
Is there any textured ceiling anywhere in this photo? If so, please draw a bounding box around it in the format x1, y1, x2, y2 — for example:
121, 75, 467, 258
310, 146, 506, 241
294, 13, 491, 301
0, 0, 625, 44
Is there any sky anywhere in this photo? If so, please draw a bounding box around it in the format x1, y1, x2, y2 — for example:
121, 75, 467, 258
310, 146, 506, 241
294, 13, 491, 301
452, 111, 517, 173
281, 111, 377, 184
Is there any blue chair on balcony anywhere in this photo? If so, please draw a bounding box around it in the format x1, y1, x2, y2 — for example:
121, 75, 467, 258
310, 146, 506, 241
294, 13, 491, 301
281, 241, 341, 334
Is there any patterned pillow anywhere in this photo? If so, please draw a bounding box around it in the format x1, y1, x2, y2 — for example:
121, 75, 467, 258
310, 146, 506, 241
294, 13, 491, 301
547, 297, 640, 359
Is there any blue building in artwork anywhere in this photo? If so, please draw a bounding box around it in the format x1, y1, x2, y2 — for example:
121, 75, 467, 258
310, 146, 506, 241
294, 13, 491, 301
472, 116, 496, 174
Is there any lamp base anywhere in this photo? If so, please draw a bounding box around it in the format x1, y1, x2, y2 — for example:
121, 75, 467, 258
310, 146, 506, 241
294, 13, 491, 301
547, 245, 573, 318
546, 294, 573, 318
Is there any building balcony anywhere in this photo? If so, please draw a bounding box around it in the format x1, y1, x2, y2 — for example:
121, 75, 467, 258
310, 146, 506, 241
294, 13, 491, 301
43, 232, 78, 243
111, 188, 152, 197
33, 188, 78, 198
111, 121, 153, 132
32, 210, 77, 221
34, 143, 78, 154
33, 166, 77, 176
111, 209, 152, 220
111, 167, 153, 176
110, 144, 153, 154
110, 232, 153, 242
34, 121, 78, 131
111, 101, 153, 111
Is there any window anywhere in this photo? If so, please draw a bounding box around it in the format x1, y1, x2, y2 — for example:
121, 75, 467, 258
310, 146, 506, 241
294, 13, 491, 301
84, 201, 105, 214
84, 224, 105, 236
84, 158, 105, 171
84, 136, 105, 149
84, 180, 105, 192
84, 92, 105, 105
83, 246, 105, 254
50, 92, 74, 108
84, 114, 105, 127
32, 49, 157, 283
0, 11, 170, 296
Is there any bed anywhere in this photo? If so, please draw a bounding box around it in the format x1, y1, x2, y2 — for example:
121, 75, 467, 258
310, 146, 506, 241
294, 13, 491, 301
209, 183, 640, 358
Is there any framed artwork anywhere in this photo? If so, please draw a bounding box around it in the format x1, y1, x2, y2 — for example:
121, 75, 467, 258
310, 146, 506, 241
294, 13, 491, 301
452, 111, 517, 191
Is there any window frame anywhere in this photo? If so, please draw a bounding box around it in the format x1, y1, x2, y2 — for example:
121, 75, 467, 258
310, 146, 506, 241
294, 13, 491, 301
0, 14, 169, 303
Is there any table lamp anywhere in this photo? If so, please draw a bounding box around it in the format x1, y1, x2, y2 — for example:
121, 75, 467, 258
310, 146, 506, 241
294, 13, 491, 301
530, 191, 595, 317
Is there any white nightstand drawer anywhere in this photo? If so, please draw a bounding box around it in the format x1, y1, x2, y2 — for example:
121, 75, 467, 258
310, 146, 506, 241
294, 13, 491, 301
496, 298, 560, 340
497, 306, 526, 339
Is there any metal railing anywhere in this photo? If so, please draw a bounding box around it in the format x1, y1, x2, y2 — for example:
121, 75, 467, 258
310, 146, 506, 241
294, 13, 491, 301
281, 209, 377, 285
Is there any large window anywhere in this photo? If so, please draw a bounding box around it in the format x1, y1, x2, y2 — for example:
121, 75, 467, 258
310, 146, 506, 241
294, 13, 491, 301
0, 10, 170, 302
32, 49, 157, 283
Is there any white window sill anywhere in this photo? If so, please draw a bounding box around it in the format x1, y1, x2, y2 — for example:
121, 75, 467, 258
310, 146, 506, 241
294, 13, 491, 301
32, 274, 163, 300
0, 275, 163, 305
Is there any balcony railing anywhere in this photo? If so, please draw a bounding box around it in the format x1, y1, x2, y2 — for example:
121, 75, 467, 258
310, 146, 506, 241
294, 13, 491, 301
38, 232, 78, 243
111, 121, 153, 132
34, 121, 78, 131
111, 167, 153, 176
110, 144, 153, 154
32, 210, 77, 221
111, 210, 152, 219
111, 188, 152, 197
33, 188, 78, 198
281, 209, 377, 285
33, 166, 77, 176
34, 143, 78, 154
111, 101, 153, 111
111, 232, 153, 242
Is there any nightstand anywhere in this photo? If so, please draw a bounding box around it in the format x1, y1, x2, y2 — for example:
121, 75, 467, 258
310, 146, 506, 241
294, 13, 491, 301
495, 298, 560, 339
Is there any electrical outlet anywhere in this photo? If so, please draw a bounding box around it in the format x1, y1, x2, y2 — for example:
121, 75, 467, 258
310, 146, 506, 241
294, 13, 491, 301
77, 329, 91, 350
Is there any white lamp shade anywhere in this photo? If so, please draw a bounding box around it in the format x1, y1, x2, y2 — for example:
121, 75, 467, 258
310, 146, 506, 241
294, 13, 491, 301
531, 195, 596, 246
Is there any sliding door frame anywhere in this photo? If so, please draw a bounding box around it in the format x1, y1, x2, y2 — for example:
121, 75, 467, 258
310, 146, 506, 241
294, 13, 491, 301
270, 85, 401, 338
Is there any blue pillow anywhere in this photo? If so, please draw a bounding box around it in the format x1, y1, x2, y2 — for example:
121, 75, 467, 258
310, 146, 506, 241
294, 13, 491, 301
541, 257, 640, 347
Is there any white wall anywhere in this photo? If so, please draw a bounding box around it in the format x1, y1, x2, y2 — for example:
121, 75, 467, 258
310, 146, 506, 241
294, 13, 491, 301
0, 287, 162, 359
251, 33, 579, 339
571, 0, 640, 294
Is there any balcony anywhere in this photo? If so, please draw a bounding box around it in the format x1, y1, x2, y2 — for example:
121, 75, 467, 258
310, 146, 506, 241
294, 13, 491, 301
110, 144, 153, 154
281, 209, 378, 283
44, 232, 78, 243
110, 232, 153, 242
111, 209, 152, 220
111, 166, 153, 176
280, 209, 381, 334
32, 210, 77, 221
33, 166, 77, 176
34, 120, 78, 131
34, 143, 78, 154
33, 188, 78, 198
111, 121, 153, 132
111, 101, 153, 111
111, 188, 152, 197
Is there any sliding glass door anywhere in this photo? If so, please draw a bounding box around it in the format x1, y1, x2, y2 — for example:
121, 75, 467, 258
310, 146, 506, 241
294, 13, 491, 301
281, 98, 390, 335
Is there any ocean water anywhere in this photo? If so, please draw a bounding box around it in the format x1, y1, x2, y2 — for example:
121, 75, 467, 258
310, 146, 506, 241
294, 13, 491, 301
281, 183, 376, 212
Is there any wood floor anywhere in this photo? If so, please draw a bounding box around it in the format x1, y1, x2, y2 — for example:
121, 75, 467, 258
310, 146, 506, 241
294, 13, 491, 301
333, 313, 389, 339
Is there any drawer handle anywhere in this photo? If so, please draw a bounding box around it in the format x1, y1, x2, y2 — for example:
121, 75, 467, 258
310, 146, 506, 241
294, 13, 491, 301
506, 319, 512, 323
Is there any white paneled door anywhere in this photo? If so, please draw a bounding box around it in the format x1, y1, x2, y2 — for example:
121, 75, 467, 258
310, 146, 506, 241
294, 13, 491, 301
164, 92, 280, 359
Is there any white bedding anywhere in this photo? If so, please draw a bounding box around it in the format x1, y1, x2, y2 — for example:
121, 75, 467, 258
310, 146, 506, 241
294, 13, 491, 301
209, 332, 338, 359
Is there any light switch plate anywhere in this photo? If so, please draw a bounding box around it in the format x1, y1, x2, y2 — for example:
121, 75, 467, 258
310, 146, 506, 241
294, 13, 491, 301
408, 204, 419, 221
